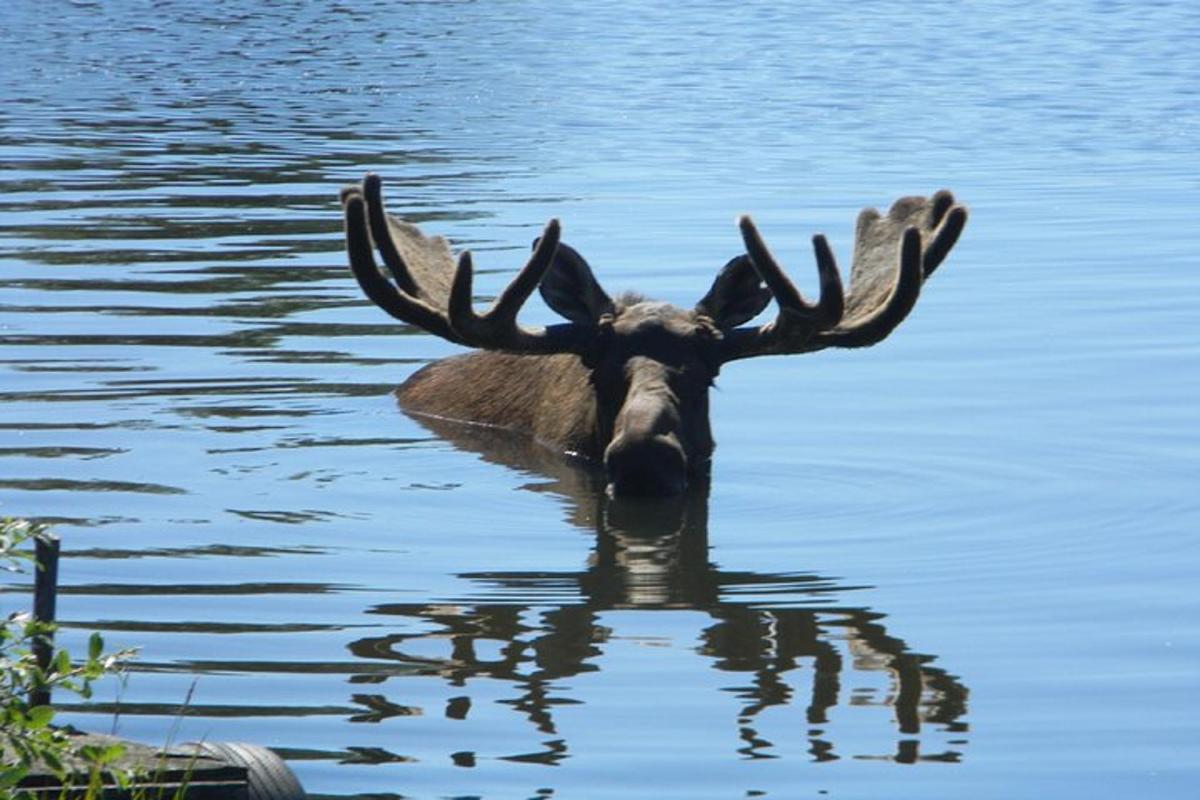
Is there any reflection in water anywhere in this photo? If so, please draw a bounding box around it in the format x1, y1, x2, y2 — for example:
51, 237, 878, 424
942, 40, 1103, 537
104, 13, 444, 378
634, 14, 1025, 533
347, 413, 968, 765
0, 95, 969, 778
0, 0, 1192, 793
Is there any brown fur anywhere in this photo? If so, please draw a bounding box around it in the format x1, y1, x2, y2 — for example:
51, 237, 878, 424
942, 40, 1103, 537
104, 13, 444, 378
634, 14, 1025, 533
396, 351, 601, 459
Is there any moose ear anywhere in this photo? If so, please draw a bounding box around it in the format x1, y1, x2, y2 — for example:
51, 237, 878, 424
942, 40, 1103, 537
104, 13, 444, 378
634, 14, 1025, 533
538, 240, 614, 324
696, 255, 773, 329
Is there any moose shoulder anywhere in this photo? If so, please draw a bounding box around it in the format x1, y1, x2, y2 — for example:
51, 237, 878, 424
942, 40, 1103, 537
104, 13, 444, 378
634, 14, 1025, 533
342, 174, 967, 497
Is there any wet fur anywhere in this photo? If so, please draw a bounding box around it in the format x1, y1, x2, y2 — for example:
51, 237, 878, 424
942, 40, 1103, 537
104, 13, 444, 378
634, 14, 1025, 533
397, 351, 602, 459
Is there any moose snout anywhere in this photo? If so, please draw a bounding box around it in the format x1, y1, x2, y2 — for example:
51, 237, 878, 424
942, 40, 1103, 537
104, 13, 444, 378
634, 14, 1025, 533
604, 431, 688, 497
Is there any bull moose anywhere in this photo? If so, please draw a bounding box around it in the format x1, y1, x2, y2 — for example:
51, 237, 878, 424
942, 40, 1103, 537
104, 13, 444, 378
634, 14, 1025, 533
341, 174, 967, 497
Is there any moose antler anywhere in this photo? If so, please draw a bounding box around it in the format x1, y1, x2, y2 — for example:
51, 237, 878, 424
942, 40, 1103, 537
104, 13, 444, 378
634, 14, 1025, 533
448, 223, 593, 354
342, 174, 589, 354
720, 191, 968, 361
342, 175, 465, 344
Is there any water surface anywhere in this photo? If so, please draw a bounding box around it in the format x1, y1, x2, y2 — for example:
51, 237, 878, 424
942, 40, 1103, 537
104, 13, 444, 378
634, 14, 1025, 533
2, 1, 1198, 797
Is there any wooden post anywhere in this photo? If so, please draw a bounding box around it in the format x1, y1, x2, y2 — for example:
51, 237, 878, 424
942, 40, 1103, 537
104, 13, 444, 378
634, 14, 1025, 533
30, 534, 60, 708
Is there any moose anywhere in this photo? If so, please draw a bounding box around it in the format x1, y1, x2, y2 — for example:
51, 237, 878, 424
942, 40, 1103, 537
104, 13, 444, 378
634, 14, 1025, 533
341, 174, 967, 497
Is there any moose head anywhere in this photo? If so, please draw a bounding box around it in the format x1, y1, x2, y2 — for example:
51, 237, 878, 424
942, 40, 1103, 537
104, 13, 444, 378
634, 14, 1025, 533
342, 175, 967, 497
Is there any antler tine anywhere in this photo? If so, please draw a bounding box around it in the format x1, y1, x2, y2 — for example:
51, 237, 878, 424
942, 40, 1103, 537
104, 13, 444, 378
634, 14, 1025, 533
810, 233, 847, 325
923, 204, 968, 278
363, 173, 420, 295
815, 226, 922, 348
738, 215, 810, 314
719, 216, 845, 360
491, 219, 561, 322
448, 220, 591, 354
342, 186, 464, 343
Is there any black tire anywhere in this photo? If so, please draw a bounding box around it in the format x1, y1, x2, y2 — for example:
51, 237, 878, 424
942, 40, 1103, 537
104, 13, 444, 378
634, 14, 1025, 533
192, 741, 306, 800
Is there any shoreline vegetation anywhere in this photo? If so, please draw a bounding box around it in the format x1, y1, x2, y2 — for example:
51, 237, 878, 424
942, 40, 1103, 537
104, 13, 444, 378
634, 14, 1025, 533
3, 517, 146, 795
2, 518, 305, 798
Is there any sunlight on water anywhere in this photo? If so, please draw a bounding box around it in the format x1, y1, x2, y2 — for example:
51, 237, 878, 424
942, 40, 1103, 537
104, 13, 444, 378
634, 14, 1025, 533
2, 1, 1199, 797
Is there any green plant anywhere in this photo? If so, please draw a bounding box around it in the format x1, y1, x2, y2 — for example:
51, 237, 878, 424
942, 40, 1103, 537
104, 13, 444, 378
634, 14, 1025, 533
1, 518, 136, 793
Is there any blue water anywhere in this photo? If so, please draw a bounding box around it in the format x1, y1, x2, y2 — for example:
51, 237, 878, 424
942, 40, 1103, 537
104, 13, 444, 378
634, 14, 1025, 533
2, 1, 1198, 797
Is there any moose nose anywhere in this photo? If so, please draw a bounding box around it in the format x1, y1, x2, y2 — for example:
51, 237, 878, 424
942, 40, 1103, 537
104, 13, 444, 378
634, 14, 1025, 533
604, 432, 688, 497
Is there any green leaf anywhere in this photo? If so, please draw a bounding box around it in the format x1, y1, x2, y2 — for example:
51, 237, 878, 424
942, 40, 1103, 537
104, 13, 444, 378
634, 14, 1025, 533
88, 632, 103, 662
25, 704, 54, 729
93, 743, 126, 766
0, 765, 28, 789
41, 747, 63, 775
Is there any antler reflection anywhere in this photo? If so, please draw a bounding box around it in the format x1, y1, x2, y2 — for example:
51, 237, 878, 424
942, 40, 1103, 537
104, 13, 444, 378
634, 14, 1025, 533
346, 418, 968, 763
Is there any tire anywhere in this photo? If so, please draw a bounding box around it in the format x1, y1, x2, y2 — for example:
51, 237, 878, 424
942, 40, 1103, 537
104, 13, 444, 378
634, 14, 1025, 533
192, 741, 306, 800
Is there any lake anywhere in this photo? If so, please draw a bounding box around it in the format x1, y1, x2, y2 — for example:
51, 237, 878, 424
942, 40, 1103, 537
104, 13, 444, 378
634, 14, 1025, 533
2, 1, 1198, 797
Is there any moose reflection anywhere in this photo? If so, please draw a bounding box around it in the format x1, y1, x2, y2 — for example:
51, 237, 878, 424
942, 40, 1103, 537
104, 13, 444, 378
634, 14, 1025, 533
344, 416, 968, 765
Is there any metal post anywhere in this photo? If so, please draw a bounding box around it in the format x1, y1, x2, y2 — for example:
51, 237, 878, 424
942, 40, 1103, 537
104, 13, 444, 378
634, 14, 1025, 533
30, 535, 60, 708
